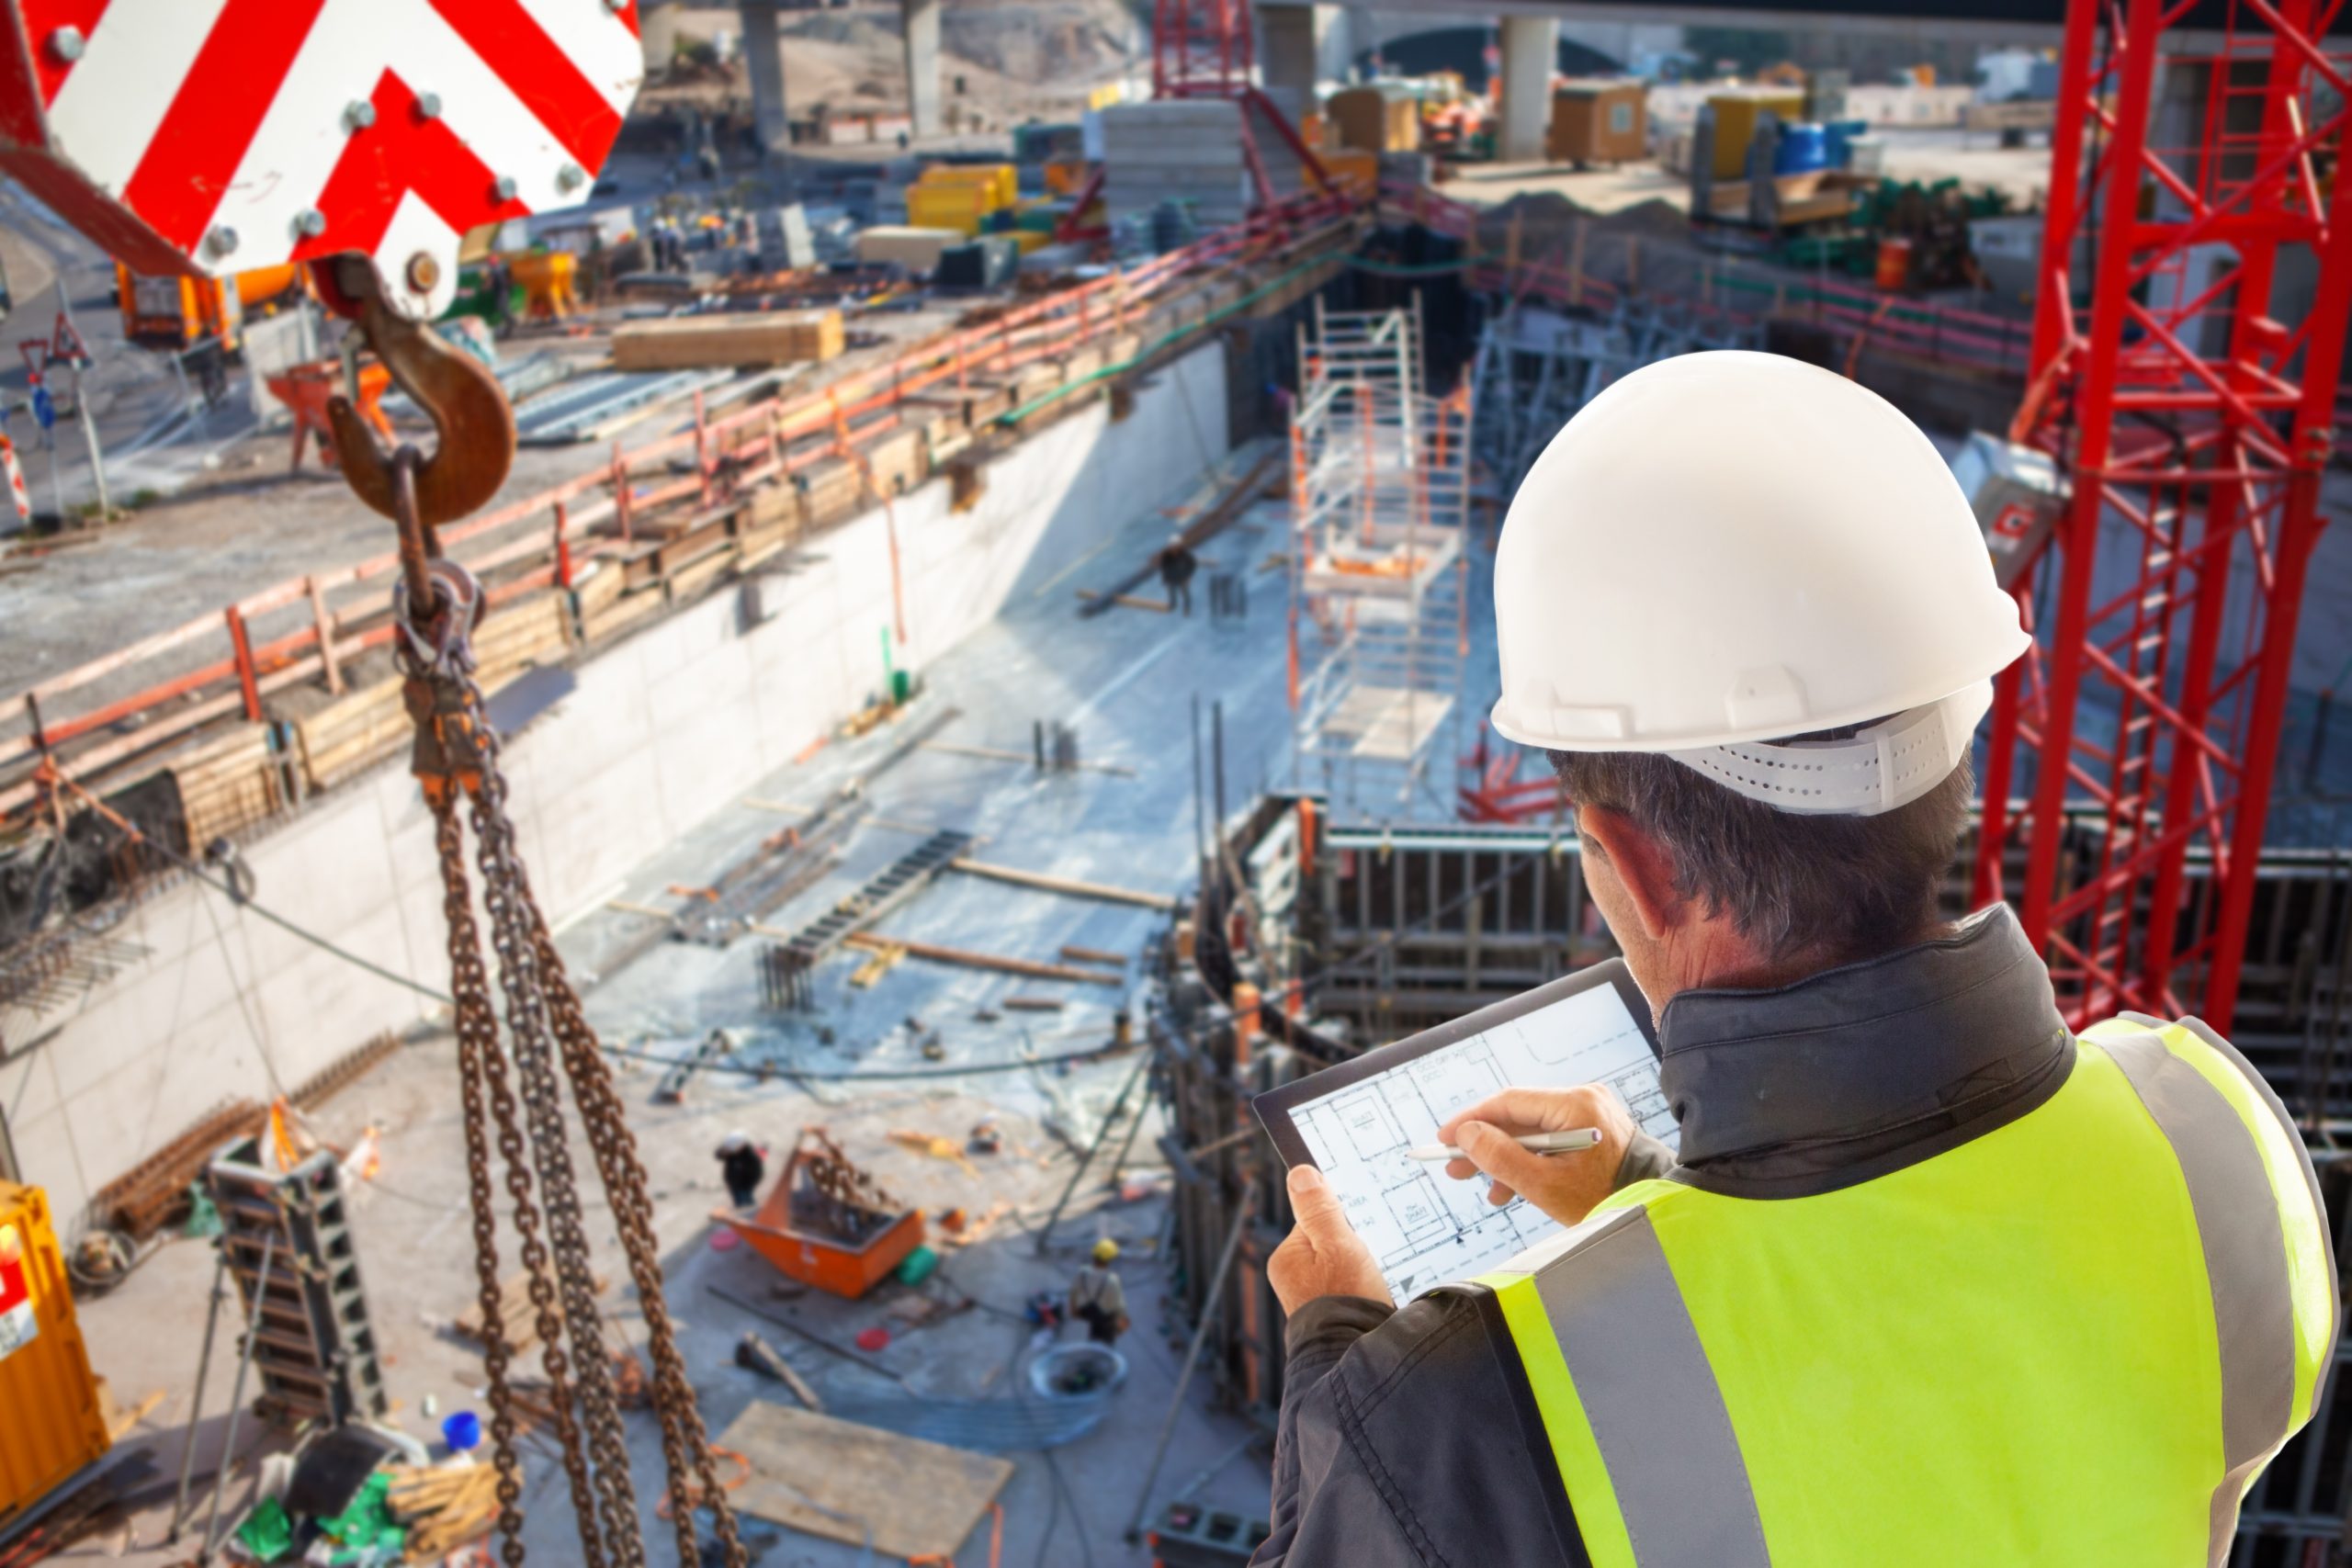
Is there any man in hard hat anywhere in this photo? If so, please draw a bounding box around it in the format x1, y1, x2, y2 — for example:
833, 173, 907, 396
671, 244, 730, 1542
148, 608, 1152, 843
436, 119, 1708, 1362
1254, 352, 2335, 1565
715, 1133, 765, 1211
1069, 1238, 1129, 1344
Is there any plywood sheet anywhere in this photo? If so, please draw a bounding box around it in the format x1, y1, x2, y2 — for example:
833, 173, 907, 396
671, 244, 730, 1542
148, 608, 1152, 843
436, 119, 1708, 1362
716, 1401, 1013, 1561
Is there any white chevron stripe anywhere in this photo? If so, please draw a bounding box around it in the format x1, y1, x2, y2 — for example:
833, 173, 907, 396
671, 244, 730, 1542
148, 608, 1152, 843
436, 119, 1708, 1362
196, 0, 627, 272
508, 0, 643, 114
49, 0, 233, 197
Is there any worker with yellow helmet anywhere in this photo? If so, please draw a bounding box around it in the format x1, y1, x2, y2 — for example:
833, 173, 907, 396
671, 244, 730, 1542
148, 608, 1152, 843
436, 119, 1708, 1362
1069, 1237, 1128, 1344
1258, 352, 2335, 1565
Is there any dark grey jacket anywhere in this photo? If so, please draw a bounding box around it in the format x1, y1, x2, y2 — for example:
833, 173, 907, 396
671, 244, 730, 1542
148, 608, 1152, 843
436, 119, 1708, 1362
1252, 907, 2074, 1566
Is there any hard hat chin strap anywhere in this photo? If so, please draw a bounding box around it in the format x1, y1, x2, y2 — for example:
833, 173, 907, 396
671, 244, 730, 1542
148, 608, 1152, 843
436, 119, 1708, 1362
1666, 681, 1994, 818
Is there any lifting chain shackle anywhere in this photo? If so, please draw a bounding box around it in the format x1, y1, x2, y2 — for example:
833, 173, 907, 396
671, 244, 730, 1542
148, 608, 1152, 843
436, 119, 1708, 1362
342, 268, 745, 1568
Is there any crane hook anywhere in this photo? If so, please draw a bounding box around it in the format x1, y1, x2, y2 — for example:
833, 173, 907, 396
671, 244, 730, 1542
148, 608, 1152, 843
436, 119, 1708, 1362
316, 254, 515, 533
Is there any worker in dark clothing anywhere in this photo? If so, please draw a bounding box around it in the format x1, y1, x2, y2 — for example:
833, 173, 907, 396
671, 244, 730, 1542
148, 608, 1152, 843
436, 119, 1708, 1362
1158, 542, 1198, 616
1069, 1238, 1128, 1343
716, 1132, 765, 1210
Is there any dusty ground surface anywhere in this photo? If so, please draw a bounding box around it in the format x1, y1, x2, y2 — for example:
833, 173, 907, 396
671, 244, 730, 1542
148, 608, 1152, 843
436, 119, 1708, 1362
0, 291, 967, 727
63, 1032, 1267, 1568
1443, 125, 2055, 215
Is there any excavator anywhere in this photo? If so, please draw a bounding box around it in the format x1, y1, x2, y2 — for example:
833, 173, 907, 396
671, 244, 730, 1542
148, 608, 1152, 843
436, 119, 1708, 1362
0, 5, 749, 1563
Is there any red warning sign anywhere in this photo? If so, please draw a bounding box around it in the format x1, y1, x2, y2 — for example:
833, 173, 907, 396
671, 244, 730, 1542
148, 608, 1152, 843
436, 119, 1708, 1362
0, 1219, 36, 1360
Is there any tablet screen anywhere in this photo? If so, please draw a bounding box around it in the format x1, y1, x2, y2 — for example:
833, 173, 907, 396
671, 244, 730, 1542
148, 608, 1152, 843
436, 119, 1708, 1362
1264, 966, 1677, 1300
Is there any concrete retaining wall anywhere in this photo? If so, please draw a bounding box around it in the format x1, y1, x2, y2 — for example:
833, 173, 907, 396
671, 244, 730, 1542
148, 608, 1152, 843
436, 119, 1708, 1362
0, 344, 1231, 1226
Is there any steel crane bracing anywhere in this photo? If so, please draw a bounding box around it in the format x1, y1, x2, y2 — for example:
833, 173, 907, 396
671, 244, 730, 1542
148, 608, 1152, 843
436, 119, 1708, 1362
0, 0, 645, 319
1974, 0, 2352, 1032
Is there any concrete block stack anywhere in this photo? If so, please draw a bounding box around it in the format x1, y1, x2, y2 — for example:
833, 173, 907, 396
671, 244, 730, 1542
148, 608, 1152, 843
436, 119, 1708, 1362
1100, 99, 1303, 229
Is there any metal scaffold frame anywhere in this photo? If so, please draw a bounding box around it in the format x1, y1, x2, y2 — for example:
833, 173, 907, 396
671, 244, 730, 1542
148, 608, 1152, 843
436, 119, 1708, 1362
1287, 298, 1474, 813
1467, 295, 1762, 498
1975, 0, 2352, 1032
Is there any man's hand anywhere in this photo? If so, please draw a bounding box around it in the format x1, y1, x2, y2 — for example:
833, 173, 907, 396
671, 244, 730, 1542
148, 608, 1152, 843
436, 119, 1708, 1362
1267, 1165, 1393, 1313
1436, 1085, 1638, 1227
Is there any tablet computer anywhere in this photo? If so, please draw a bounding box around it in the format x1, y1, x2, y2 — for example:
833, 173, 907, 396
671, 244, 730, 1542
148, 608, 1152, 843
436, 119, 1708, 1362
1251, 959, 1673, 1300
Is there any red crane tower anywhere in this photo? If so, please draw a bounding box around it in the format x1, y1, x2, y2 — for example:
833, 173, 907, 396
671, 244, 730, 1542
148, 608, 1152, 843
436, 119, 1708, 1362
1974, 0, 2352, 1032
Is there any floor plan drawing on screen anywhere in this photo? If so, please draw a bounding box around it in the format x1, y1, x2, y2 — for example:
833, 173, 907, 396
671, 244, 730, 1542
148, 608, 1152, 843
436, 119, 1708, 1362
1290, 981, 1676, 1300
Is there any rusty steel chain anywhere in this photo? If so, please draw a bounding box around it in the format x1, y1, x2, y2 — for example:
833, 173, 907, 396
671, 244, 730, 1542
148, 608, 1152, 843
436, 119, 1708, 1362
391, 455, 746, 1568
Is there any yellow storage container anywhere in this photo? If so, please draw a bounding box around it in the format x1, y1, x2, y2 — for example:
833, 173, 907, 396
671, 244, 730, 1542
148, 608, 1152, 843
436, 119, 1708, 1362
906, 189, 989, 235
0, 1184, 109, 1531
915, 162, 1016, 209
1707, 86, 1805, 178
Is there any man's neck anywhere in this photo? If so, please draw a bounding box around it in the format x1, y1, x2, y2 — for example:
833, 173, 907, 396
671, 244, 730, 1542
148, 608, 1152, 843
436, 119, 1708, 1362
1659, 919, 1946, 1006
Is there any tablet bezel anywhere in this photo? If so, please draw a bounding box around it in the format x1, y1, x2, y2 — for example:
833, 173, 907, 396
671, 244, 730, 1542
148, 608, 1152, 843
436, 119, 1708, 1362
1250, 958, 1659, 1171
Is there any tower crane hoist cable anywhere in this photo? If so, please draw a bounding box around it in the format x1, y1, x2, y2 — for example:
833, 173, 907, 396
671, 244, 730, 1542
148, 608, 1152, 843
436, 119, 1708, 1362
318, 256, 749, 1568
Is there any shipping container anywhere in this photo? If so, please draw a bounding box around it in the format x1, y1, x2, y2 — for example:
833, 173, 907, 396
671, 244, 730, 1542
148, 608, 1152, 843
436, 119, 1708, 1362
0, 1183, 109, 1531
1547, 80, 1647, 168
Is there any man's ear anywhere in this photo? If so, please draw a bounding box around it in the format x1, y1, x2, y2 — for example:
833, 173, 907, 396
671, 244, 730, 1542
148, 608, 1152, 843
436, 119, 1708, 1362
1577, 806, 1682, 942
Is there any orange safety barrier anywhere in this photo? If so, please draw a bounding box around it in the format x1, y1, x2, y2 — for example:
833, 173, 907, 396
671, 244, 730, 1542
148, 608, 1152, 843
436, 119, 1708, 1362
0, 189, 1364, 824
265, 359, 394, 473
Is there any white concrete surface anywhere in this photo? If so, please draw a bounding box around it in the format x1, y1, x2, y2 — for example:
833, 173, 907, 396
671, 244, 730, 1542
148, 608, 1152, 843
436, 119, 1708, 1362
0, 344, 1231, 1228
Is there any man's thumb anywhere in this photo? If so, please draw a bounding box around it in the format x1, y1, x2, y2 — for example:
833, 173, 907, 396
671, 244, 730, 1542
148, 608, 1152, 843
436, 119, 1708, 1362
1287, 1164, 1346, 1231
1456, 1122, 1542, 1186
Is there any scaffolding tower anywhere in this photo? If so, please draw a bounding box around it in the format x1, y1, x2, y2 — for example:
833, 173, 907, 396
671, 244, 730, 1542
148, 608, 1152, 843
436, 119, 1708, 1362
1288, 299, 1474, 813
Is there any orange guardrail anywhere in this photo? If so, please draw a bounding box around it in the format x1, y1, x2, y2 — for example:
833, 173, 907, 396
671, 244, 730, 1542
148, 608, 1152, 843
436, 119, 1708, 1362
0, 190, 1363, 822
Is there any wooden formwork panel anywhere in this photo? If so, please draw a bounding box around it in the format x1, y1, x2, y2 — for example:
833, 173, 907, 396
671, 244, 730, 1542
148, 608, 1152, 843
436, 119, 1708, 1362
295, 592, 571, 789
167, 722, 284, 852
861, 424, 926, 496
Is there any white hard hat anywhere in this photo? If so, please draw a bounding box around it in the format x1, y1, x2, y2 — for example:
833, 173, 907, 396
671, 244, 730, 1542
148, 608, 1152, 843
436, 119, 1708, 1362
1490, 351, 2030, 816
720, 1132, 751, 1153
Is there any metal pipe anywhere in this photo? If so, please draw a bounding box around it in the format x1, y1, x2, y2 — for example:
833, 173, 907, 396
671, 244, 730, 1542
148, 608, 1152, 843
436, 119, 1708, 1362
1034, 1043, 1155, 1257
162, 1240, 232, 1545
197, 1228, 275, 1563
1123, 1175, 1257, 1543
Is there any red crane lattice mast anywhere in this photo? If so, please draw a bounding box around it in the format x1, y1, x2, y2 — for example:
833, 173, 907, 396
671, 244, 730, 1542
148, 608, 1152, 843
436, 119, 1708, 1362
1974, 0, 2352, 1032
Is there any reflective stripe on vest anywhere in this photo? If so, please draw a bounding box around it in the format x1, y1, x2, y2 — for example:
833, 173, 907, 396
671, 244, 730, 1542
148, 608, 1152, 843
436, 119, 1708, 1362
1480, 1018, 2335, 1568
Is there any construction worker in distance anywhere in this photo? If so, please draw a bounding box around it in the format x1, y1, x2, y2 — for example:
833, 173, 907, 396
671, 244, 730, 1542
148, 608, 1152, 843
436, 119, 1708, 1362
1069, 1237, 1129, 1344
1256, 352, 2336, 1566
715, 1132, 765, 1211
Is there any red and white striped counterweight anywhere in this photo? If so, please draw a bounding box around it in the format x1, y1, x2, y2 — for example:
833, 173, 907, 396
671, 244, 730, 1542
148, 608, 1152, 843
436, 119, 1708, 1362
0, 0, 645, 319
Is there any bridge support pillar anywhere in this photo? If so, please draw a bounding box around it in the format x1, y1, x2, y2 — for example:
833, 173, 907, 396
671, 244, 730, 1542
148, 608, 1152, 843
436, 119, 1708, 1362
1498, 14, 1556, 163
903, 0, 943, 141
741, 2, 790, 160
1261, 5, 1319, 98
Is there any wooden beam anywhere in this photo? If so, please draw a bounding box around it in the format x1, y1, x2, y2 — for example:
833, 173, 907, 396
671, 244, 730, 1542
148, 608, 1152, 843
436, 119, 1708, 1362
919, 741, 1136, 778
1058, 944, 1128, 967
842, 931, 1123, 987
948, 858, 1175, 910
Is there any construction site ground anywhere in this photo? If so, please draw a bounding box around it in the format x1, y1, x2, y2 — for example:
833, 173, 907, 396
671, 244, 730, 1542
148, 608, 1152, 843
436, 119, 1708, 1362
1441, 125, 2057, 214
61, 473, 1317, 1567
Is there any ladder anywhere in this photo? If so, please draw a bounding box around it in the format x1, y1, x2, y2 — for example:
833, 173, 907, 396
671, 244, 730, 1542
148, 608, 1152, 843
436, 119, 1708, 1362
769, 829, 975, 968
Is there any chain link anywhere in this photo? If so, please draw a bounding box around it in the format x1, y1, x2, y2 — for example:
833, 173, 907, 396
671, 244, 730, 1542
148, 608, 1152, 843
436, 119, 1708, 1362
405, 577, 746, 1567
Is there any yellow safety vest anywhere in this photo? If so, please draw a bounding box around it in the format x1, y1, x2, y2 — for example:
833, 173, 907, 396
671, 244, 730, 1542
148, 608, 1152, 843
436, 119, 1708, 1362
1478, 1018, 2336, 1567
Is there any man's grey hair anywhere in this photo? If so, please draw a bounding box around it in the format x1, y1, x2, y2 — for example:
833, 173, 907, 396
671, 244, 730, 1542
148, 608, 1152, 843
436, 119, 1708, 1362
1550, 721, 1971, 967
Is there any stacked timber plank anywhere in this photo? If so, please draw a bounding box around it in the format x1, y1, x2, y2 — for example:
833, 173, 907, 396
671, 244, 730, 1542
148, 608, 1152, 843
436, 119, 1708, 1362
166, 722, 285, 851
612, 309, 843, 371
854, 226, 964, 271
294, 591, 573, 791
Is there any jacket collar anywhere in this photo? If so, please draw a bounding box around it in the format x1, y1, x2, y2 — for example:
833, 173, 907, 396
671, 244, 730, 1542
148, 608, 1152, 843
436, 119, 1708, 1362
1655, 905, 2072, 1190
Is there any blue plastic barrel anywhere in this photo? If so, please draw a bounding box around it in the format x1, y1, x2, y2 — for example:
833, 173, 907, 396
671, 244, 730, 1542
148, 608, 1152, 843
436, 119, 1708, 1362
1825, 118, 1870, 167
1774, 122, 1830, 175
443, 1411, 482, 1452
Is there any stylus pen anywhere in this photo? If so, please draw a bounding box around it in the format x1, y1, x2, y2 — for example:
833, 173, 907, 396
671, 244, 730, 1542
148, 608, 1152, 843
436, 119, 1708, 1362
1404, 1127, 1603, 1162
